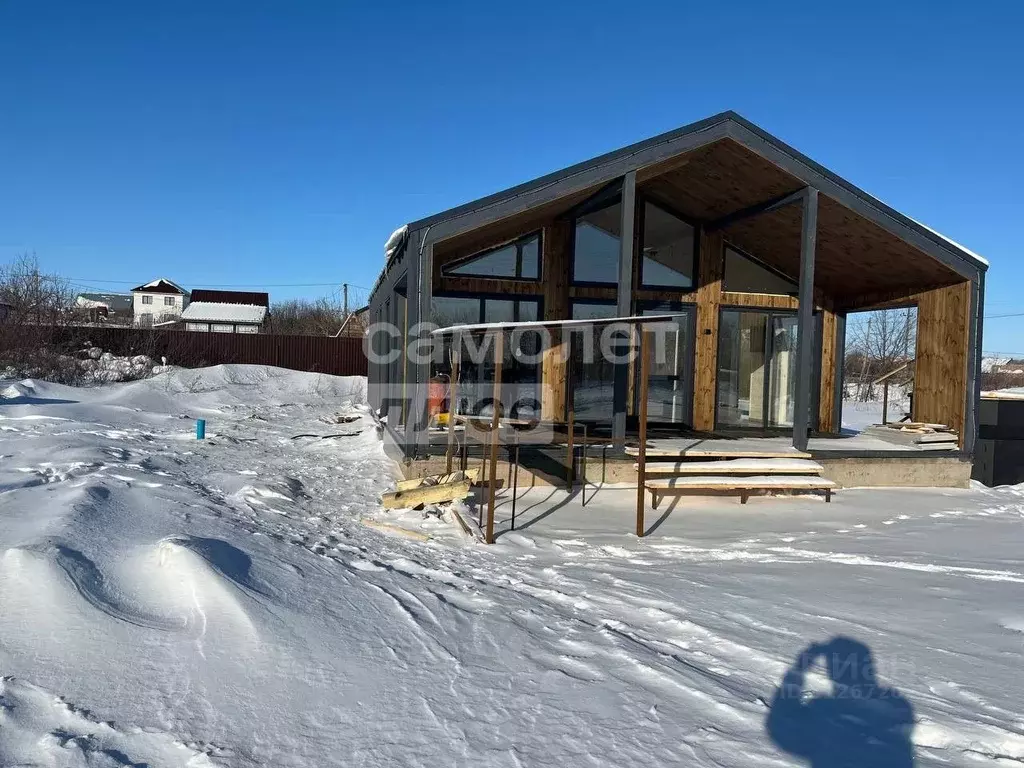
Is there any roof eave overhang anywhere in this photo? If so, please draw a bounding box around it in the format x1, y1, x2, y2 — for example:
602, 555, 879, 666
401, 111, 983, 283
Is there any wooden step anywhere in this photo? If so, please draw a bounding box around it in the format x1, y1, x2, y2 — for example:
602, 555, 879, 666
627, 445, 813, 460
645, 475, 835, 490
635, 458, 824, 476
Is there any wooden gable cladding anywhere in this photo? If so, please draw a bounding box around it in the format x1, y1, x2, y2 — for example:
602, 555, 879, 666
721, 194, 963, 303
639, 138, 804, 220
914, 282, 971, 445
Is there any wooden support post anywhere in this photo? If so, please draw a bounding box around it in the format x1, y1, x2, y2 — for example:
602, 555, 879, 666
793, 188, 818, 453
882, 382, 889, 425
485, 332, 504, 544
635, 329, 650, 538
444, 346, 460, 474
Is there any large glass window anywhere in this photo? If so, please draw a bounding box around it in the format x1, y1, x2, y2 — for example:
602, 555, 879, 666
431, 296, 480, 327
641, 203, 695, 289
573, 202, 621, 284
723, 246, 797, 295
443, 232, 541, 280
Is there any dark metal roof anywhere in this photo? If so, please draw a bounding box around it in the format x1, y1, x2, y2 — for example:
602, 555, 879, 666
189, 289, 269, 306
383, 111, 984, 289
130, 278, 188, 294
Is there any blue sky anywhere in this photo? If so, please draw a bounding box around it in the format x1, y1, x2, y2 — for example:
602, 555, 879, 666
1, 1, 1021, 351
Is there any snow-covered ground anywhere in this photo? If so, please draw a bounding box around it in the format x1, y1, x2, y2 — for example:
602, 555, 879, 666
1, 365, 1023, 766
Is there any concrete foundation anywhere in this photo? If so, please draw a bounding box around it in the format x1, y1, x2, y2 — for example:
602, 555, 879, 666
399, 452, 973, 489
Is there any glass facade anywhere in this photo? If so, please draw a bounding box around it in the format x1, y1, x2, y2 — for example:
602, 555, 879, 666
723, 247, 797, 295
573, 202, 621, 284
431, 295, 542, 419
641, 203, 695, 289
444, 232, 541, 280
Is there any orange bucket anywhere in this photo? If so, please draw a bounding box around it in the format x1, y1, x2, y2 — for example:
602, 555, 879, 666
428, 376, 449, 419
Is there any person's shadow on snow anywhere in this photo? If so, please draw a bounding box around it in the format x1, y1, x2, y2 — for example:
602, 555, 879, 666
766, 636, 915, 767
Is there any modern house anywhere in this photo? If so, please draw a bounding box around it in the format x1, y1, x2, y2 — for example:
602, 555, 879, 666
74, 292, 133, 323
367, 112, 987, 486
180, 289, 269, 333
131, 279, 189, 326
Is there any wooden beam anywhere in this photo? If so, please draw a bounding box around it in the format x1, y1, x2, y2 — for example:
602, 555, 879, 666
692, 229, 725, 431
792, 188, 818, 452
381, 480, 472, 510
706, 187, 806, 231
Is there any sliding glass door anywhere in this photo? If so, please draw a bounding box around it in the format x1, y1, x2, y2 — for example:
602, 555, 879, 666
717, 310, 806, 429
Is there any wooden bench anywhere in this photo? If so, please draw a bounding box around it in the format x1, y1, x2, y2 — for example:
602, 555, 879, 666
635, 458, 824, 476
644, 475, 836, 507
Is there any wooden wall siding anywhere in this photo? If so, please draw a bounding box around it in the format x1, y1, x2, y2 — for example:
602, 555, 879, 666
721, 292, 799, 310
437, 275, 543, 296
914, 282, 971, 445
818, 307, 839, 433
541, 221, 571, 420
692, 230, 725, 431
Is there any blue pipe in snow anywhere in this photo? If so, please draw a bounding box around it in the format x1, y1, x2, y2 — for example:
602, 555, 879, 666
196, 419, 206, 440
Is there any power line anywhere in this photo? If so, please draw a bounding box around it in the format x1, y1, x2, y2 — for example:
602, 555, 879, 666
985, 312, 1024, 319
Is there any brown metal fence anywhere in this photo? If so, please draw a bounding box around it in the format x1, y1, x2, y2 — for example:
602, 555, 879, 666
53, 326, 368, 377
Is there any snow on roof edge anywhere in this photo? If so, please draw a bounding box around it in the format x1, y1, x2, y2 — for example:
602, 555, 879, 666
384, 224, 409, 263
906, 217, 989, 268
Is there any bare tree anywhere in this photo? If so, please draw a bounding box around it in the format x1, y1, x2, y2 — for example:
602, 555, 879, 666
0, 253, 79, 380
844, 308, 917, 401
265, 297, 348, 336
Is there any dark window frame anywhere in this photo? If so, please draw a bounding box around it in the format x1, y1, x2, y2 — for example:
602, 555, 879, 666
432, 291, 544, 325
638, 198, 700, 292
440, 231, 543, 282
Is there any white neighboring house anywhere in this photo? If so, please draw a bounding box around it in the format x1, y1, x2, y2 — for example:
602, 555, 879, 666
180, 290, 269, 334
130, 279, 189, 327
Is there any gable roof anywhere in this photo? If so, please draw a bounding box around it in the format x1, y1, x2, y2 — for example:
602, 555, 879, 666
131, 278, 187, 295
386, 111, 985, 287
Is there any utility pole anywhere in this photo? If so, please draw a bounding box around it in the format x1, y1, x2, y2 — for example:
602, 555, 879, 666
343, 283, 349, 316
